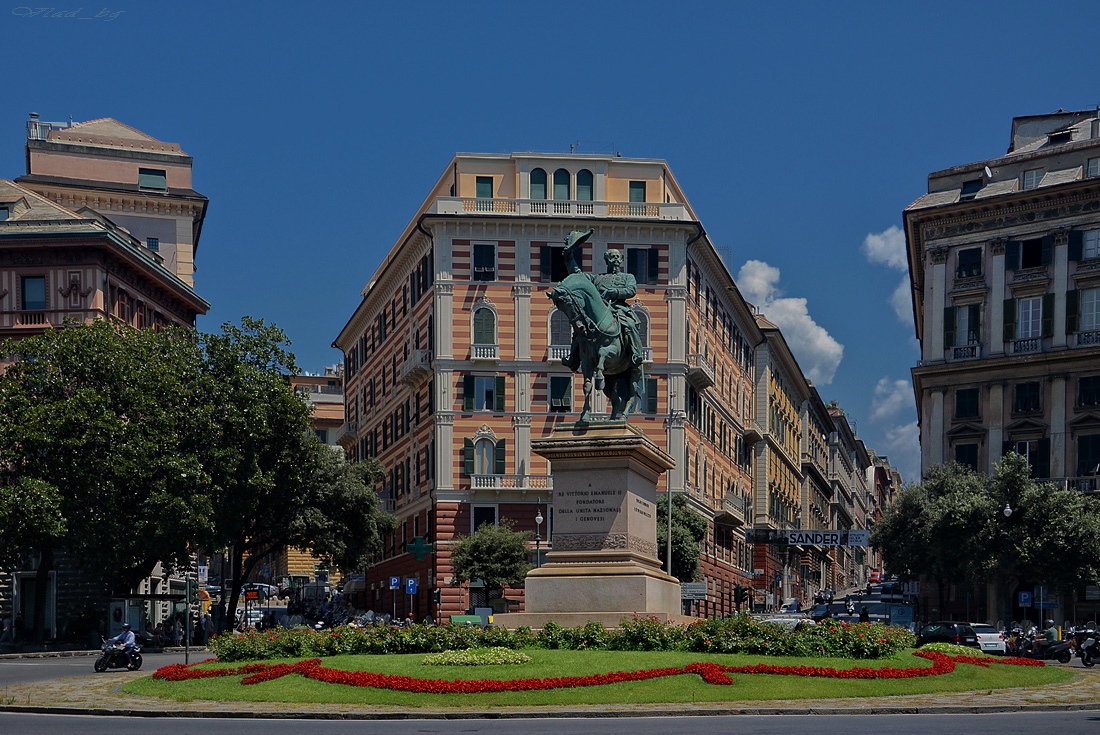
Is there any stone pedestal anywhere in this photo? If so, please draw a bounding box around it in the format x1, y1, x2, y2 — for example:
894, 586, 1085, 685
494, 421, 684, 629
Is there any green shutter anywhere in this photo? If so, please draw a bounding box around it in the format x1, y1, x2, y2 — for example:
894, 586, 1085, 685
968, 304, 981, 342
1069, 230, 1084, 262
463, 438, 475, 475
1067, 289, 1080, 334
1036, 437, 1051, 479
494, 375, 505, 412
646, 378, 658, 414
1005, 241, 1020, 270
473, 308, 495, 344
476, 176, 493, 198
463, 375, 474, 412
943, 306, 957, 348
648, 247, 660, 284
1003, 298, 1017, 341
1041, 293, 1055, 337
540, 246, 552, 282
494, 439, 506, 475
629, 181, 646, 202
1041, 234, 1054, 266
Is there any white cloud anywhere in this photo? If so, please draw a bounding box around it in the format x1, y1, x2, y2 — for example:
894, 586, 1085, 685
889, 277, 914, 327
737, 259, 844, 385
879, 421, 921, 483
862, 225, 907, 271
870, 377, 913, 423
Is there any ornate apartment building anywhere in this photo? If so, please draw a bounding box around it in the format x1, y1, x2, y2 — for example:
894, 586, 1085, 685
334, 153, 765, 619
906, 108, 1100, 490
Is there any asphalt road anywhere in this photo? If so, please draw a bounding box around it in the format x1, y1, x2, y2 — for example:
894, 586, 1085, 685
0, 712, 1099, 734
0, 651, 215, 687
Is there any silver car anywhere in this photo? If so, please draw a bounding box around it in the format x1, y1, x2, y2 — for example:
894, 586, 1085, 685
969, 623, 1006, 654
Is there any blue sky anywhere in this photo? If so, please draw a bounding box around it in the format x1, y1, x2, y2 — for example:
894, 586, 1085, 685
3, 1, 1099, 482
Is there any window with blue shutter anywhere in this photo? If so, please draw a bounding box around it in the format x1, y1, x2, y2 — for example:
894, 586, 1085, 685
553, 169, 570, 200
530, 168, 547, 200
576, 169, 593, 201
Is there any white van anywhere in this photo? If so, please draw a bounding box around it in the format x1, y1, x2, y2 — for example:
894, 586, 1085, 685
778, 597, 802, 613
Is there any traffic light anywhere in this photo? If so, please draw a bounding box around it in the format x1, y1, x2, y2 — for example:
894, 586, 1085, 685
186, 578, 198, 604
432, 588, 442, 605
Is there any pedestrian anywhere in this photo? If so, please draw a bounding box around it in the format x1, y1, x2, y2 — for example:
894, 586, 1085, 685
0, 617, 12, 645
202, 614, 214, 641
859, 606, 870, 623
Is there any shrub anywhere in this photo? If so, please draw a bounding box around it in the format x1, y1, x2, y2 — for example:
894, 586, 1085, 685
421, 647, 532, 666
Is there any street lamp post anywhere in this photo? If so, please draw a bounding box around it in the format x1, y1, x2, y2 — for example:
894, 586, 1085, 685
535, 499, 544, 569
1002, 501, 1013, 630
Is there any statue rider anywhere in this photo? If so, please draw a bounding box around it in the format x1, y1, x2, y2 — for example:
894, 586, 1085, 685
561, 230, 645, 370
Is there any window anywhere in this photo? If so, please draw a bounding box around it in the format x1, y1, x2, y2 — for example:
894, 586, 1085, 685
472, 505, 497, 531
0, 206, 8, 220
549, 375, 572, 412
955, 388, 979, 419
1013, 382, 1041, 413
549, 309, 572, 346
146, 237, 159, 252
530, 168, 547, 200
1082, 288, 1100, 332
138, 168, 167, 191
1005, 236, 1052, 270
463, 375, 505, 412
956, 247, 981, 278
315, 429, 329, 443
475, 176, 493, 199
539, 245, 568, 282
1086, 230, 1100, 260
1089, 158, 1100, 178
634, 307, 650, 346
626, 247, 660, 284
473, 307, 496, 345
1079, 376, 1100, 406
945, 303, 980, 347
1078, 434, 1100, 476
473, 243, 495, 281
576, 169, 593, 201
628, 181, 646, 215
552, 169, 570, 200
1022, 168, 1043, 190
1018, 297, 1043, 339
464, 437, 505, 476
1005, 438, 1050, 478
1004, 294, 1053, 341
960, 179, 982, 201
954, 443, 979, 471
21, 276, 45, 311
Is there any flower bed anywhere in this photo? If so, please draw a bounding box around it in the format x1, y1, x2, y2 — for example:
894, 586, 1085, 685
421, 647, 532, 666
153, 650, 1043, 693
208, 615, 918, 662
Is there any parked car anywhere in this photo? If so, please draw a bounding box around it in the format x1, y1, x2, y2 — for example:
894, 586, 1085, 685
916, 621, 980, 649
968, 623, 1006, 654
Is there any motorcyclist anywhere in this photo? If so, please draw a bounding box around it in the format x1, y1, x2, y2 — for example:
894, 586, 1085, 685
110, 622, 136, 664
1044, 619, 1059, 643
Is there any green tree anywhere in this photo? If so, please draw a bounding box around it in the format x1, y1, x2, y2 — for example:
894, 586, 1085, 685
0, 321, 212, 642
198, 318, 395, 625
656, 493, 709, 582
449, 519, 532, 601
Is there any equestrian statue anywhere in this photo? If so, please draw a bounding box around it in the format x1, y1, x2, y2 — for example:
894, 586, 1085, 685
547, 229, 646, 422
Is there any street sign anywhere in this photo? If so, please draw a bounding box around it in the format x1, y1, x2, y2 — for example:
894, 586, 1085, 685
1035, 601, 1059, 610
902, 580, 920, 596
680, 582, 708, 600
1018, 591, 1032, 607
405, 578, 418, 595
389, 576, 400, 590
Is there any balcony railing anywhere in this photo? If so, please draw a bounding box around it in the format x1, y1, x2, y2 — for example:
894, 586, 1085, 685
952, 344, 978, 360
686, 353, 715, 389
471, 474, 554, 491
548, 344, 571, 361
17, 310, 48, 326
724, 493, 746, 517
1013, 338, 1041, 354
400, 349, 433, 387
642, 346, 654, 363
1068, 476, 1100, 494
471, 344, 499, 361
1077, 330, 1100, 346
430, 197, 690, 221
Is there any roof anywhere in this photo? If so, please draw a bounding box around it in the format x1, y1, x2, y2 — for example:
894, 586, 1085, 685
43, 117, 186, 155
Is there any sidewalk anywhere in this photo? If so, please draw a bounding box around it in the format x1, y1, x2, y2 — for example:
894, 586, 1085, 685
1, 651, 1097, 719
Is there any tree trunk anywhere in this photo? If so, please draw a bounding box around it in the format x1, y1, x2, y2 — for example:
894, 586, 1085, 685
32, 547, 54, 645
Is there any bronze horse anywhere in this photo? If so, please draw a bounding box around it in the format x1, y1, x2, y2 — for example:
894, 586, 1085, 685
548, 245, 644, 422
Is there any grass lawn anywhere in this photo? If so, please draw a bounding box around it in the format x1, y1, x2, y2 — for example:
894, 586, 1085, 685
124, 649, 1072, 708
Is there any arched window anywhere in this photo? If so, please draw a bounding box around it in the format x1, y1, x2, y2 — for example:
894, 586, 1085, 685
553, 168, 571, 200
475, 438, 495, 475
576, 169, 593, 201
530, 168, 547, 200
473, 307, 496, 345
633, 306, 650, 346
550, 309, 572, 346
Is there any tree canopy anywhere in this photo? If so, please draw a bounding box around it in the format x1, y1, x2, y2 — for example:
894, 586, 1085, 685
656, 492, 709, 582
449, 519, 532, 598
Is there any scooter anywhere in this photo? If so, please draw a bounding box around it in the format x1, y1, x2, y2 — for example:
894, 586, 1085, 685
93, 637, 142, 672
1071, 623, 1098, 667
1008, 631, 1073, 663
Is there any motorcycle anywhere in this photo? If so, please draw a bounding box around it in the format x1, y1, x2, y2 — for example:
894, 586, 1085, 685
1006, 629, 1072, 663
1071, 623, 1099, 668
93, 637, 142, 672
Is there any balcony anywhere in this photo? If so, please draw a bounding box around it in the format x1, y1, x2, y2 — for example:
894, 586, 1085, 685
1077, 330, 1100, 347
400, 349, 433, 387
686, 353, 715, 389
471, 474, 553, 492
548, 344, 571, 362
1013, 338, 1041, 354
471, 344, 499, 361
429, 197, 690, 221
17, 310, 48, 326
952, 344, 979, 360
714, 492, 748, 528
1068, 476, 1100, 494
